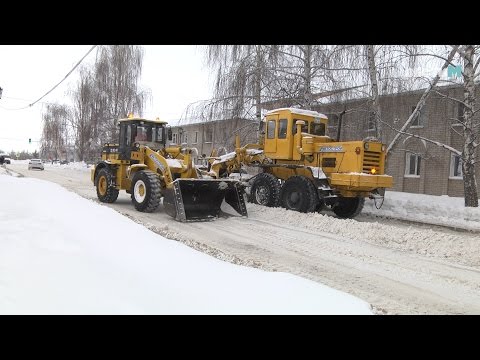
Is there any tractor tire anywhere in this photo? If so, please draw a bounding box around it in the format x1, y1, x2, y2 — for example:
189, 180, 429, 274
250, 173, 281, 207
131, 170, 161, 212
95, 167, 119, 203
332, 197, 365, 218
280, 175, 318, 213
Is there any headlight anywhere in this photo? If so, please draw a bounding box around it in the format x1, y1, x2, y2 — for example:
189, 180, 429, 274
364, 142, 369, 150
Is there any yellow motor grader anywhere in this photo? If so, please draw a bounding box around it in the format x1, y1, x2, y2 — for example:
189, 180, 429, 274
208, 108, 393, 218
91, 115, 247, 222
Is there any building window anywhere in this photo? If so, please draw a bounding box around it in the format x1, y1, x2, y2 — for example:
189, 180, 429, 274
458, 103, 465, 122
410, 106, 425, 127
278, 119, 288, 139
405, 152, 421, 177
205, 128, 213, 143
193, 131, 198, 144
172, 133, 178, 144
367, 111, 376, 131
183, 132, 188, 144
450, 154, 463, 179
267, 120, 276, 139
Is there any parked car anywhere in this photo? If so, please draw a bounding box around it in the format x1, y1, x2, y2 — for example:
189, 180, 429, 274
28, 159, 44, 170
4, 157, 11, 164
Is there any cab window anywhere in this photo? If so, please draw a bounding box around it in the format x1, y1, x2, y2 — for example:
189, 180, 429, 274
292, 119, 308, 134
278, 119, 288, 139
311, 123, 325, 136
154, 127, 164, 143
267, 120, 276, 139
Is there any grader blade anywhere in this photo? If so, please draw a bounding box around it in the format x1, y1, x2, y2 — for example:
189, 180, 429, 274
163, 179, 248, 222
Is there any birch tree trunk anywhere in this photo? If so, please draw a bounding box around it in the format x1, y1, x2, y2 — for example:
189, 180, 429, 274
461, 45, 479, 207
366, 45, 382, 140
255, 45, 263, 142
303, 45, 312, 109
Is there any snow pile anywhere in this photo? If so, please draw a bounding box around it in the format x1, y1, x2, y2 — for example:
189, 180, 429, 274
165, 158, 183, 168
211, 151, 237, 166
363, 191, 480, 232
0, 173, 371, 314
246, 149, 263, 155
0, 165, 21, 177
247, 203, 480, 267
46, 161, 93, 172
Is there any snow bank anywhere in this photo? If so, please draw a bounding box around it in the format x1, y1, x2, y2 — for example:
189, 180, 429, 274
363, 191, 480, 232
0, 173, 371, 315
46, 161, 93, 172
247, 203, 480, 268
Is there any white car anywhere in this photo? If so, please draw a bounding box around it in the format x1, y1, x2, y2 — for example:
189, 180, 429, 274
28, 159, 44, 170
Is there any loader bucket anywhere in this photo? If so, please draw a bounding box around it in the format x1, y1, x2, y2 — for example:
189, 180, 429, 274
163, 179, 248, 222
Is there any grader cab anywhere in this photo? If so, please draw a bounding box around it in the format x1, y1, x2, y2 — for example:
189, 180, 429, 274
209, 108, 393, 218
91, 116, 247, 222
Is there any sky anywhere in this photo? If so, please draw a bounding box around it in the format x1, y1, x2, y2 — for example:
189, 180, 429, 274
0, 45, 212, 153
0, 167, 372, 314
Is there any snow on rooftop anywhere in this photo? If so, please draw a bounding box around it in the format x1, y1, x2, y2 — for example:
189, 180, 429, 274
0, 172, 371, 314
265, 108, 328, 119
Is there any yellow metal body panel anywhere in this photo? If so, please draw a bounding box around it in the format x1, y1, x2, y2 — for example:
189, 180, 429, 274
330, 173, 393, 191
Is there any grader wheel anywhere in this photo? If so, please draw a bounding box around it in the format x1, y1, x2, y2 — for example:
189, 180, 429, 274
332, 197, 365, 218
250, 173, 281, 207
280, 175, 318, 213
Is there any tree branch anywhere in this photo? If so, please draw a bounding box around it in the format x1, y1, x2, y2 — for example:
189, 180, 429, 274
381, 119, 461, 155
387, 45, 459, 154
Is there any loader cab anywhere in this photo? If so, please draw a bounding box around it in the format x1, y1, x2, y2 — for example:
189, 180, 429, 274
263, 108, 329, 160
118, 117, 168, 160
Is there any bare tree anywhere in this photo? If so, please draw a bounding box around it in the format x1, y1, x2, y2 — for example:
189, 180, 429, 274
91, 45, 149, 144
190, 45, 280, 136
40, 104, 70, 160
457, 45, 479, 207
71, 67, 94, 161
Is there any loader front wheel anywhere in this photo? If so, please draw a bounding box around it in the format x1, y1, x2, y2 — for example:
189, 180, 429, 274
250, 173, 281, 207
280, 175, 318, 213
95, 167, 119, 203
131, 170, 161, 212
332, 197, 365, 218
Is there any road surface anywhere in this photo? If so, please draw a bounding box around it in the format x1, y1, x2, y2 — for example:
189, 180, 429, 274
7, 163, 480, 315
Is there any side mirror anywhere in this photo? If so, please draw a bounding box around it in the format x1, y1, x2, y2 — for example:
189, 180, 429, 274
167, 127, 173, 141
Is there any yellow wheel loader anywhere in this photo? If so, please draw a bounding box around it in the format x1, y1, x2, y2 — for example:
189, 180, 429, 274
209, 108, 393, 218
91, 116, 247, 222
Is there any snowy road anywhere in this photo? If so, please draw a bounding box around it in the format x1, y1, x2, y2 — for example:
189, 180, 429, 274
8, 163, 480, 315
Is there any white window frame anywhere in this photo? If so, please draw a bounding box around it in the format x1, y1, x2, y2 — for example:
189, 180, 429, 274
404, 152, 421, 177
410, 106, 425, 128
367, 111, 376, 131
183, 132, 188, 145
205, 129, 213, 143
193, 131, 198, 144
449, 153, 463, 179
172, 133, 178, 144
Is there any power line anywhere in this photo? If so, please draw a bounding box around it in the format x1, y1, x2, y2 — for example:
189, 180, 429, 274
1, 45, 97, 111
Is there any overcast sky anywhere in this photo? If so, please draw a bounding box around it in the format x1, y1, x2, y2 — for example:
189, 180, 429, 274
0, 45, 212, 153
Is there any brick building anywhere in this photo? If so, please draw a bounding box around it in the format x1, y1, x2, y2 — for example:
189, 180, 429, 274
314, 85, 479, 197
